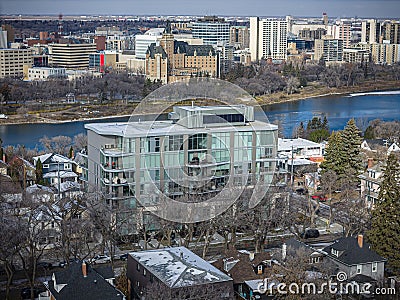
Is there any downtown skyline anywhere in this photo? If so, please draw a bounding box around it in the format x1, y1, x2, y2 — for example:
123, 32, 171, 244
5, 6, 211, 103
1, 0, 400, 18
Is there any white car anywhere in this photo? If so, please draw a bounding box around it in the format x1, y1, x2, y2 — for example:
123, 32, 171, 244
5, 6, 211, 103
0, 114, 8, 119
89, 255, 111, 264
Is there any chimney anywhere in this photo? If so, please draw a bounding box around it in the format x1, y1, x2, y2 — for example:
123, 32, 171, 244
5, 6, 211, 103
357, 234, 363, 248
367, 158, 374, 169
249, 252, 255, 261
282, 243, 287, 260
82, 261, 87, 277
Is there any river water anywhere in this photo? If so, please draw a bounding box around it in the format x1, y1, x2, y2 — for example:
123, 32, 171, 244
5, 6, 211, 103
1, 91, 399, 149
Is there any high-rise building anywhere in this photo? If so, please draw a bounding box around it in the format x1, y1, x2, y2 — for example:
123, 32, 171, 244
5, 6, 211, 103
314, 35, 343, 63
50, 43, 97, 69
250, 17, 288, 61
343, 48, 370, 63
229, 26, 249, 50
0, 28, 7, 49
192, 16, 230, 46
329, 21, 352, 48
383, 21, 400, 44
85, 105, 278, 232
370, 42, 400, 65
361, 20, 383, 44
0, 48, 33, 78
134, 28, 164, 59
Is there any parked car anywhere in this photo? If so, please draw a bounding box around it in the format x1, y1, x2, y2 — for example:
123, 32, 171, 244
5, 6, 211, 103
300, 228, 320, 239
58, 258, 78, 268
89, 255, 111, 264
119, 253, 129, 261
0, 114, 8, 119
311, 194, 328, 202
295, 188, 308, 195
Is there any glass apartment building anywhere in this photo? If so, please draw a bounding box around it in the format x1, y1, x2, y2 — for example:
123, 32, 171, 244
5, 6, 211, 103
85, 105, 278, 231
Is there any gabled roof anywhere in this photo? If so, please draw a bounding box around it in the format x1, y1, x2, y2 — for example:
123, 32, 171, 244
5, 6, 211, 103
57, 181, 80, 193
322, 236, 386, 266
43, 171, 78, 179
212, 249, 272, 284
33, 153, 74, 165
47, 262, 123, 300
130, 246, 232, 288
147, 43, 167, 59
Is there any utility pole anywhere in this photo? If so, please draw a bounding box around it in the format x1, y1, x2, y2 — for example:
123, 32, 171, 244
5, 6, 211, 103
290, 144, 294, 189
57, 161, 61, 200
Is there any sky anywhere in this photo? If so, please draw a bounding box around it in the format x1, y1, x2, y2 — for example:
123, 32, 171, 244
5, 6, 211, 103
0, 0, 399, 18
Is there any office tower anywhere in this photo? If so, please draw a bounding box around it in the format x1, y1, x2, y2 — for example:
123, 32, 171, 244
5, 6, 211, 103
0, 48, 33, 78
50, 43, 97, 69
250, 17, 288, 61
192, 16, 230, 46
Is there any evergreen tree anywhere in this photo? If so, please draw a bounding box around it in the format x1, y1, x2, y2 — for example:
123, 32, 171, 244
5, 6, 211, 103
341, 119, 363, 174
368, 153, 400, 275
35, 158, 44, 185
68, 146, 74, 159
320, 131, 346, 175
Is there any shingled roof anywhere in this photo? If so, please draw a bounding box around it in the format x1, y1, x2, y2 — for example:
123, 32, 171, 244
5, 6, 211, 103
212, 250, 272, 284
322, 236, 386, 266
45, 262, 124, 300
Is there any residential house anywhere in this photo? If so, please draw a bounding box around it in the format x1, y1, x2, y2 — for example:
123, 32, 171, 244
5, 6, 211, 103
359, 161, 384, 207
41, 261, 125, 300
361, 139, 400, 155
212, 249, 275, 299
322, 235, 386, 282
33, 153, 78, 186
127, 246, 234, 299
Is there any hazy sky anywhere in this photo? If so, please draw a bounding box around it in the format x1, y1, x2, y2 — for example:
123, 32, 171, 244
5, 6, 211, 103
1, 0, 399, 18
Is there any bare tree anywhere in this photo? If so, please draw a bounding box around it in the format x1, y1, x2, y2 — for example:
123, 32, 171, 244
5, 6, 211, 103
73, 133, 88, 151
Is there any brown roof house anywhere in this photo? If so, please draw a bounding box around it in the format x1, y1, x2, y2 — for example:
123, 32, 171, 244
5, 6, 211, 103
212, 249, 277, 300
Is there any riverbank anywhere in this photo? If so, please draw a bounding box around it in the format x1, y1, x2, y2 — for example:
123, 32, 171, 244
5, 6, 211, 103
255, 79, 400, 105
1, 79, 399, 126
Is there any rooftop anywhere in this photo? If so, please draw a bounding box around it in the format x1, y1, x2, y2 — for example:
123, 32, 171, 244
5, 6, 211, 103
46, 262, 123, 300
129, 246, 232, 288
278, 138, 322, 151
322, 236, 386, 266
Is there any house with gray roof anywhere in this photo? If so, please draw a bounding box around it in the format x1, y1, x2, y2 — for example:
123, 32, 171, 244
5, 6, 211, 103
321, 235, 386, 282
42, 261, 125, 300
127, 246, 233, 299
33, 153, 78, 186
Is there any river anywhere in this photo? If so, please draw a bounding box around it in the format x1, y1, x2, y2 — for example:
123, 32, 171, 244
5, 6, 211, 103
1, 91, 400, 149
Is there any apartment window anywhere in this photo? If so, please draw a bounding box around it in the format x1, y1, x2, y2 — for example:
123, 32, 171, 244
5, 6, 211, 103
356, 265, 362, 274
137, 263, 140, 271
143, 268, 146, 276
372, 262, 377, 273
64, 163, 71, 170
